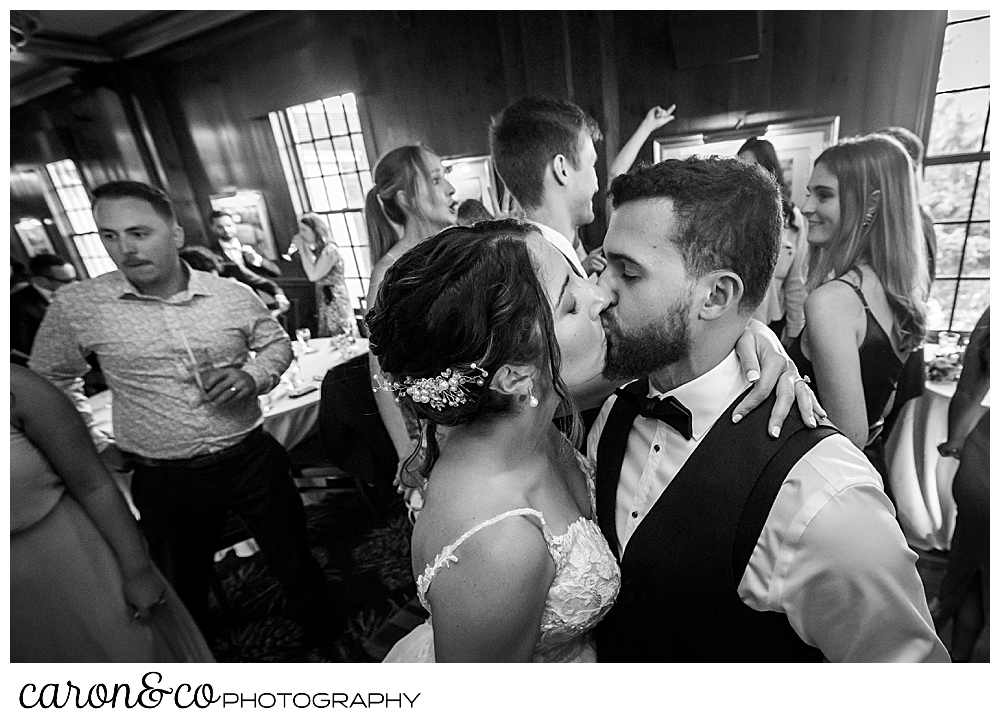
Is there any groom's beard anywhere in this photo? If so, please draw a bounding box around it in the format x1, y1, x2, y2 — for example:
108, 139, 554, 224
601, 296, 692, 380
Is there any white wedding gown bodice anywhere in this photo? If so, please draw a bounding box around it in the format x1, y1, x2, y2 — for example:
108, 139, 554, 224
383, 454, 620, 663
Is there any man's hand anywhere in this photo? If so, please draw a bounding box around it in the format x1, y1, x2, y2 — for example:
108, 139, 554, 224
582, 247, 607, 276
242, 245, 265, 267
200, 368, 258, 406
99, 443, 133, 474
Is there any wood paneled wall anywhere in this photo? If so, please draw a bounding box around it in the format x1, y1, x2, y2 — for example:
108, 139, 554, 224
612, 11, 945, 167
11, 10, 946, 279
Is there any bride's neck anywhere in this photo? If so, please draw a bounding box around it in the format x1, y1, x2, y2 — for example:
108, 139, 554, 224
442, 407, 559, 469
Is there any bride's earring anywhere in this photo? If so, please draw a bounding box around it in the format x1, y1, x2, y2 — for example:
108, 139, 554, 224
527, 383, 539, 408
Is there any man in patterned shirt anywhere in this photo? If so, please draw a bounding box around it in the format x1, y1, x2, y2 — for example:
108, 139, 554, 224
30, 181, 349, 659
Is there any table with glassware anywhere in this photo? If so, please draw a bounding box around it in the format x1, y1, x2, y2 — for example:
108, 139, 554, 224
884, 339, 981, 552
88, 336, 370, 451
261, 335, 369, 449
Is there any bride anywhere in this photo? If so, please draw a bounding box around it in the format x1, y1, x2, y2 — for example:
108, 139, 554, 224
368, 219, 812, 662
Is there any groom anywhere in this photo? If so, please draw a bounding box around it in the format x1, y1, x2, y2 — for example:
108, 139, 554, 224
588, 157, 948, 662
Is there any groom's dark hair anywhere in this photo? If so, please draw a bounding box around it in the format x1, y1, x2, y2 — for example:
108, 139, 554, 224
610, 156, 782, 312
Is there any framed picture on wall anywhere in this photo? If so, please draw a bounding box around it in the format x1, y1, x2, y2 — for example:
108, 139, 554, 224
210, 190, 278, 260
652, 116, 840, 209
13, 217, 57, 257
441, 155, 501, 218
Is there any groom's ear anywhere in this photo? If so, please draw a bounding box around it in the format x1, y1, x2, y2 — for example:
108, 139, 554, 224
696, 270, 743, 321
489, 364, 535, 397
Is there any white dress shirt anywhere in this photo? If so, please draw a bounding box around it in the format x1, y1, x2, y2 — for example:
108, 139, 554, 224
529, 221, 587, 278
587, 351, 949, 662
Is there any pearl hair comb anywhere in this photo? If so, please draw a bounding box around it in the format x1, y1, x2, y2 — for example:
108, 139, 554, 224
373, 363, 489, 411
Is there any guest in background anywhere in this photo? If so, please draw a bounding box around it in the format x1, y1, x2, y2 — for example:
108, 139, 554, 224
179, 245, 290, 316
933, 307, 989, 661
788, 135, 929, 487
456, 198, 494, 225
363, 144, 458, 504
874, 126, 937, 440
291, 212, 357, 337
737, 137, 809, 341
490, 95, 604, 277
11, 252, 77, 357
10, 363, 214, 663
208, 210, 282, 278
30, 180, 351, 660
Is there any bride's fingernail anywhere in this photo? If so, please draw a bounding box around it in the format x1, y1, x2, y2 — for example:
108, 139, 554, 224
732, 413, 743, 423
746, 370, 760, 382
807, 416, 817, 427
770, 425, 781, 438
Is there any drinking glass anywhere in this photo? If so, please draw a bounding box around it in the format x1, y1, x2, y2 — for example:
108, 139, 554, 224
295, 328, 312, 355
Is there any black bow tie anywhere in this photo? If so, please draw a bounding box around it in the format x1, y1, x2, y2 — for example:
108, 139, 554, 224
616, 382, 693, 440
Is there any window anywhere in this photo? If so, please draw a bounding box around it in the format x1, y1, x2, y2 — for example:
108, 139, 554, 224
44, 159, 116, 278
269, 93, 374, 307
923, 11, 990, 333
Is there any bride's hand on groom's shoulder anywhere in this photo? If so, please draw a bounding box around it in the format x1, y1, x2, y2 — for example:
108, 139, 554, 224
732, 320, 827, 436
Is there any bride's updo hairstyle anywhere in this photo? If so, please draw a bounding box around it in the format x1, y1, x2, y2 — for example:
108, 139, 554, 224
366, 218, 579, 478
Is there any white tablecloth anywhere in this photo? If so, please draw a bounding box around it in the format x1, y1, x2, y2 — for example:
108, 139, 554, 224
259, 337, 369, 449
885, 380, 959, 551
88, 337, 369, 450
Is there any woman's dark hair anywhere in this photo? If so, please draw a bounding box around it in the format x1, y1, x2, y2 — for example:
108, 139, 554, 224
366, 218, 580, 481
738, 136, 796, 228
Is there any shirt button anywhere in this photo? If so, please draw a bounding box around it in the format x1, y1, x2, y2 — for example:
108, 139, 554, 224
631, 511, 638, 518
653, 445, 660, 452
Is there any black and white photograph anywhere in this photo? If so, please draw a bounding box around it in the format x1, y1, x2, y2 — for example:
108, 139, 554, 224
7, 5, 991, 718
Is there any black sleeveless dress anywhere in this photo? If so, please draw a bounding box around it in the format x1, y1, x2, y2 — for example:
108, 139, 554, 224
786, 274, 907, 486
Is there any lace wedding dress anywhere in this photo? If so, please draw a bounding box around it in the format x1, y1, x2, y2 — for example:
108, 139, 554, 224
383, 454, 620, 663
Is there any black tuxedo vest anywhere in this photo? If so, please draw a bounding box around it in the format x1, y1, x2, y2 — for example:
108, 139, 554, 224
594, 379, 836, 662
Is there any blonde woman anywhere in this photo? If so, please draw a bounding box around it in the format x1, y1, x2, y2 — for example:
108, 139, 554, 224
362, 145, 458, 507
787, 134, 929, 483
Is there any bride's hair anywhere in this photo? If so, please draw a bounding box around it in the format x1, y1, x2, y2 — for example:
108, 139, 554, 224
366, 218, 580, 481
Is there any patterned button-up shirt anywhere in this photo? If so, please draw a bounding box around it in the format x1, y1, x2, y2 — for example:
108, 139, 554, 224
29, 267, 292, 460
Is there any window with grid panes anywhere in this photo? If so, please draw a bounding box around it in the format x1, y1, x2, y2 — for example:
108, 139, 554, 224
269, 93, 373, 309
922, 11, 990, 333
44, 160, 117, 278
